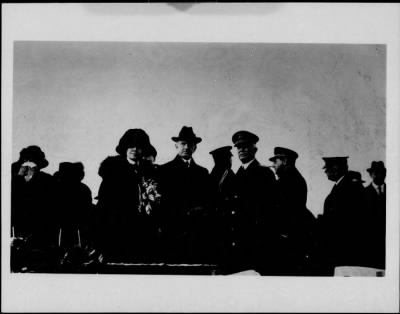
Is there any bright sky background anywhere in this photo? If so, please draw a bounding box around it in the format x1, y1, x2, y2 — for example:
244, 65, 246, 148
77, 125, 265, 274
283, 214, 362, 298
13, 42, 385, 217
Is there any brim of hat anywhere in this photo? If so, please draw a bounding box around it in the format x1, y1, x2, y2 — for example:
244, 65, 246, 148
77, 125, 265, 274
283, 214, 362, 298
269, 154, 286, 161
233, 139, 254, 147
29, 159, 49, 169
171, 137, 202, 144
367, 167, 386, 173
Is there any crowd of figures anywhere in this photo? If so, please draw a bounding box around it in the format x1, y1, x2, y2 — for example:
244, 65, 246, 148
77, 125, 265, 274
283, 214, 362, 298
10, 126, 386, 276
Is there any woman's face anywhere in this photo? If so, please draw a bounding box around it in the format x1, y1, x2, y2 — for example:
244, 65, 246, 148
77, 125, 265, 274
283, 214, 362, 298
126, 146, 143, 163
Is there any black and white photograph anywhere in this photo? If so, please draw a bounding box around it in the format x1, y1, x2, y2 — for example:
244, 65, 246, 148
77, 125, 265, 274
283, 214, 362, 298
2, 3, 399, 312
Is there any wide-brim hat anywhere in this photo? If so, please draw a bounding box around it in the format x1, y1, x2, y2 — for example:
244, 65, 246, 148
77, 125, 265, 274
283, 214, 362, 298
269, 147, 299, 162
171, 126, 202, 144
348, 170, 365, 183
19, 145, 49, 169
232, 130, 259, 147
54, 162, 85, 182
116, 129, 151, 155
209, 145, 232, 157
322, 156, 349, 169
367, 161, 386, 173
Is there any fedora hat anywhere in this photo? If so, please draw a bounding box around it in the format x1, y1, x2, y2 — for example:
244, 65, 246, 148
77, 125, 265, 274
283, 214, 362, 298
19, 145, 49, 169
115, 129, 151, 155
171, 126, 202, 144
269, 147, 299, 162
232, 130, 259, 147
367, 161, 386, 173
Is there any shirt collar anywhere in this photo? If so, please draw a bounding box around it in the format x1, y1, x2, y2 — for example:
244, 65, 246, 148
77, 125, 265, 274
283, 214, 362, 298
180, 157, 192, 165
372, 182, 385, 193
241, 158, 256, 170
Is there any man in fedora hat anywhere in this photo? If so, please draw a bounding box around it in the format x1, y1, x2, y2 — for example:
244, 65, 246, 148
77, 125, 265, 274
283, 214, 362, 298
160, 126, 212, 264
316, 156, 370, 275
268, 147, 316, 275
364, 161, 386, 270
11, 145, 59, 272
223, 130, 276, 275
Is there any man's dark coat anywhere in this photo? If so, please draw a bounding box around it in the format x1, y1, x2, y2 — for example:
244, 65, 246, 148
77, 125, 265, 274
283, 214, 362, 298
222, 159, 277, 274
159, 155, 211, 263
317, 172, 370, 274
364, 183, 386, 269
273, 166, 316, 275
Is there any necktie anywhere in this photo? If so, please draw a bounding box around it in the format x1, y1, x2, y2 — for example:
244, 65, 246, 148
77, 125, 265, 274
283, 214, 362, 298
378, 185, 383, 195
236, 166, 245, 177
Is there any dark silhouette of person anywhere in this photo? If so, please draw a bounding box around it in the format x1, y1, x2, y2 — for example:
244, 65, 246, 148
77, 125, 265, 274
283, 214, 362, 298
365, 161, 386, 270
268, 147, 316, 275
209, 146, 237, 268
223, 130, 277, 275
11, 145, 58, 272
159, 126, 212, 264
53, 162, 94, 250
316, 156, 370, 275
95, 129, 161, 263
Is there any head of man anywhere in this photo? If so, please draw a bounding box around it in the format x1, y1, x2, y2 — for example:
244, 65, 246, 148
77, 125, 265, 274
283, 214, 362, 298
210, 146, 233, 169
367, 161, 386, 185
116, 129, 151, 164
172, 126, 202, 161
232, 131, 259, 164
322, 157, 349, 182
269, 147, 298, 177
144, 144, 157, 165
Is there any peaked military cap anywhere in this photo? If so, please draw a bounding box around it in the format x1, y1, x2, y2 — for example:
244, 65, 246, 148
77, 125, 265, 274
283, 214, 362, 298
367, 161, 386, 173
322, 156, 349, 169
172, 126, 202, 144
269, 147, 299, 161
232, 130, 259, 147
209, 146, 232, 157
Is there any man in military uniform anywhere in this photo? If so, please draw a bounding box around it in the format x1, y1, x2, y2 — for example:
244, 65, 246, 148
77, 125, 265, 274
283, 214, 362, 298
268, 147, 316, 275
208, 146, 237, 268
316, 156, 369, 275
160, 126, 212, 264
220, 130, 276, 275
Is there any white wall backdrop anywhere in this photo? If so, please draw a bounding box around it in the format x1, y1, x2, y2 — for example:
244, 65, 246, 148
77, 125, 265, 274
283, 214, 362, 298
13, 42, 385, 216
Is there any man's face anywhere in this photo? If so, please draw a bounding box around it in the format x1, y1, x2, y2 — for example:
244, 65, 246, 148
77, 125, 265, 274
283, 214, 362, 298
126, 146, 143, 163
236, 142, 257, 164
273, 157, 285, 176
370, 170, 386, 185
324, 164, 342, 182
176, 141, 196, 160
214, 155, 232, 168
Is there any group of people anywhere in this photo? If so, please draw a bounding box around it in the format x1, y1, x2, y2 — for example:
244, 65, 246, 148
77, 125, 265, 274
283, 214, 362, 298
10, 126, 386, 276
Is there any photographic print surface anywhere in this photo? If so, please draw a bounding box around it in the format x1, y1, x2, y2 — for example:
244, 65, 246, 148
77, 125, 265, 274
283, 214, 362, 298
11, 41, 386, 276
